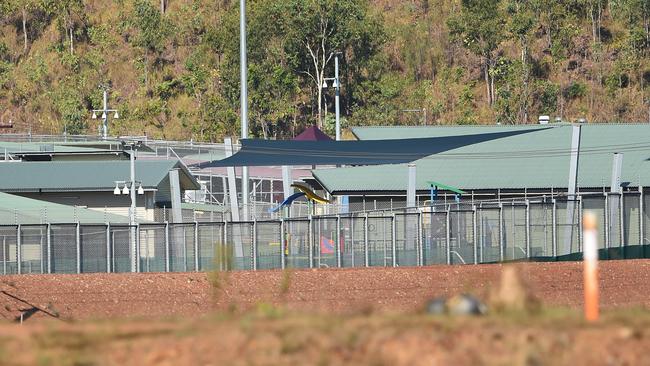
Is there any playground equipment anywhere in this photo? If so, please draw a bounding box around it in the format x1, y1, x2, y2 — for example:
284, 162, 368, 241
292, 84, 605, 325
267, 182, 331, 213
291, 183, 331, 204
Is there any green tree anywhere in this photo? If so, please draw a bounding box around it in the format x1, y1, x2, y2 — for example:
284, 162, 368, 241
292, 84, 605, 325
448, 0, 506, 106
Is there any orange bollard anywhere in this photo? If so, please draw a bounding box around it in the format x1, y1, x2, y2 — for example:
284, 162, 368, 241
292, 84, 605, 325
583, 211, 599, 322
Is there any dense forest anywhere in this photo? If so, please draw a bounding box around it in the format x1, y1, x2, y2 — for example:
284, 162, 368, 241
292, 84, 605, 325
0, 0, 649, 141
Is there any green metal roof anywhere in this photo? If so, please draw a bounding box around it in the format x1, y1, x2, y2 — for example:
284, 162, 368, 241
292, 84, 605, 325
0, 141, 106, 154
0, 192, 135, 224
315, 124, 650, 193
0, 159, 200, 192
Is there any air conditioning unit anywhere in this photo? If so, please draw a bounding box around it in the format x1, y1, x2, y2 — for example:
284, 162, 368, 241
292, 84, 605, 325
538, 115, 550, 124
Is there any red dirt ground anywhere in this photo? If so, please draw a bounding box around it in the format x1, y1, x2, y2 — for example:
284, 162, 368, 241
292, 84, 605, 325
3, 260, 650, 365
1, 259, 650, 321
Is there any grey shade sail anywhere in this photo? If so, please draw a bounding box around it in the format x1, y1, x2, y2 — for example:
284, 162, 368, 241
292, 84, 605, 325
198, 128, 548, 168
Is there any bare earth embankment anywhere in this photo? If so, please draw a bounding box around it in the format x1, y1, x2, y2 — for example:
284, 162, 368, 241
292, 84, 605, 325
1, 260, 650, 365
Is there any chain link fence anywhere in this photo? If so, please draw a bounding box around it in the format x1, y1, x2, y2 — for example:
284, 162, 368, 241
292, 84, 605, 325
2, 192, 650, 274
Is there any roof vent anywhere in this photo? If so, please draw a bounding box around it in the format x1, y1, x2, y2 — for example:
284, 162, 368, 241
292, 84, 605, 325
538, 115, 550, 124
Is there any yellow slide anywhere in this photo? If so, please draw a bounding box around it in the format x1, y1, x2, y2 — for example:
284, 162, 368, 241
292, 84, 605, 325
291, 183, 331, 204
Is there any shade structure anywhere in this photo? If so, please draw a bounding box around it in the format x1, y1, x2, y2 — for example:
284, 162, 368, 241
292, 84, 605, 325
293, 126, 333, 141
199, 128, 548, 168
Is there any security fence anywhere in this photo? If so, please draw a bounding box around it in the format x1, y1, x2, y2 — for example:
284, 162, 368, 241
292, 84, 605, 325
1, 192, 649, 274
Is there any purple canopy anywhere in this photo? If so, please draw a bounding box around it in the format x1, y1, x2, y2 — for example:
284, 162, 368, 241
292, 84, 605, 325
293, 126, 333, 141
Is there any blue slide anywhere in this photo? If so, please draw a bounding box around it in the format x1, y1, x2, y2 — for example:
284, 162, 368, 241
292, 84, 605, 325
268, 192, 306, 213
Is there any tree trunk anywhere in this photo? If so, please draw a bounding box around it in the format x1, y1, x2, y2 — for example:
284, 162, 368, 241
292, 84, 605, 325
161, 0, 166, 14
22, 8, 28, 53
317, 82, 323, 128
69, 27, 74, 55
484, 57, 491, 106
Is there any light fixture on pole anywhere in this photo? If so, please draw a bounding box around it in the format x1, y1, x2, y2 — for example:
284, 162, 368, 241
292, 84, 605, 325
91, 87, 120, 140
322, 52, 342, 141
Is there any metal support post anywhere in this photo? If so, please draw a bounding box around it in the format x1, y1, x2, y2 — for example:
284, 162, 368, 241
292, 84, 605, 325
280, 219, 286, 270
135, 224, 141, 272
165, 221, 170, 272
641, 187, 645, 246
308, 216, 314, 268
223, 221, 228, 271
16, 224, 21, 275
252, 220, 258, 270
552, 199, 558, 258
2, 233, 6, 275
620, 193, 625, 249
391, 214, 397, 267
336, 215, 342, 268
364, 214, 369, 267
106, 223, 111, 273
525, 200, 531, 258
498, 203, 504, 262
418, 212, 424, 266
350, 217, 355, 267
472, 205, 478, 264
194, 222, 200, 271
46, 224, 51, 274
317, 219, 322, 268
445, 208, 451, 265
578, 196, 584, 252
604, 193, 610, 249
76, 222, 81, 274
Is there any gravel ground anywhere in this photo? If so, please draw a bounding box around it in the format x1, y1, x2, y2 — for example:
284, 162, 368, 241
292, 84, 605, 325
2, 260, 650, 322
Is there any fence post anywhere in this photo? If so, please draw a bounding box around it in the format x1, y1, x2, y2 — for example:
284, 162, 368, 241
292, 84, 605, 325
252, 220, 258, 270
445, 207, 451, 265
364, 214, 369, 267
552, 198, 558, 258
135, 224, 141, 272
76, 222, 81, 274
350, 216, 356, 267
578, 196, 584, 252
472, 205, 478, 264
525, 200, 531, 259
391, 214, 397, 267
619, 193, 625, 251
165, 221, 170, 272
16, 224, 21, 275
2, 231, 7, 275
604, 193, 610, 249
498, 203, 504, 262
418, 211, 424, 266
280, 219, 286, 270
194, 221, 200, 271
223, 221, 228, 271
308, 215, 314, 268
106, 223, 111, 273
46, 224, 51, 274
336, 215, 342, 268
640, 187, 645, 247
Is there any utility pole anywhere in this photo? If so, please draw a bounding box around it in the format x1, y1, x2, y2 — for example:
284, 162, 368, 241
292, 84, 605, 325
240, 0, 249, 220
334, 54, 341, 141
323, 52, 342, 140
91, 88, 120, 140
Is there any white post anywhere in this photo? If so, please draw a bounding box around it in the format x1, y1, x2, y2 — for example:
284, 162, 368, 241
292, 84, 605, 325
240, 0, 250, 222
102, 89, 108, 139
407, 163, 416, 209
334, 54, 341, 141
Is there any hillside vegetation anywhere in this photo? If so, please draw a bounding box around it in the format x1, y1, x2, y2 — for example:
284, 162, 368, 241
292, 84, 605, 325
0, 0, 649, 141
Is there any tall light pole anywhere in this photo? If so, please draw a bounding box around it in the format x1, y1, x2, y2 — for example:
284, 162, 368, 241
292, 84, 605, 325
322, 52, 342, 140
92, 88, 120, 140
118, 140, 143, 272
240, 0, 250, 220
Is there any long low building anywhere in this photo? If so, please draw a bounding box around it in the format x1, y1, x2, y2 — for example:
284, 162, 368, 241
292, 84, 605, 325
312, 124, 650, 207
0, 157, 199, 222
